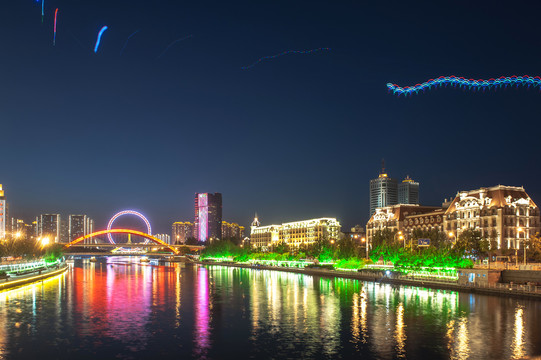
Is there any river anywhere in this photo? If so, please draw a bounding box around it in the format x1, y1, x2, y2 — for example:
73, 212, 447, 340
0, 257, 540, 359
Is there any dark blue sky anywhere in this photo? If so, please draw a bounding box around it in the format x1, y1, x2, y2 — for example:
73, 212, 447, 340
3, 0, 541, 233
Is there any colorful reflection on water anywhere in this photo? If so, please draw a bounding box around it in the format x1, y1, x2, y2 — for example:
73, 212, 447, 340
0, 260, 540, 359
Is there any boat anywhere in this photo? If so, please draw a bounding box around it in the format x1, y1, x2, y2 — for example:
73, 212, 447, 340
140, 257, 150, 263
89, 257, 98, 263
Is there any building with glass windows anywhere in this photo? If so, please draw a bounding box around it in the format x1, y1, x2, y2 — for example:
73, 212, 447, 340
194, 193, 222, 242
250, 216, 341, 249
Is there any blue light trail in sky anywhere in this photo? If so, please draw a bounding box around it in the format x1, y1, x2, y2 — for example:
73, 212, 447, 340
387, 75, 541, 96
241, 48, 331, 69
94, 26, 108, 53
156, 35, 194, 59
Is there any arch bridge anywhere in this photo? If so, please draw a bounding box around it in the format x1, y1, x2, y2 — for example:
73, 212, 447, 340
65, 229, 180, 255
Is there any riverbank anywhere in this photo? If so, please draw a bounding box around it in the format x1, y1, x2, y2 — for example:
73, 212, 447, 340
197, 261, 541, 300
0, 264, 68, 292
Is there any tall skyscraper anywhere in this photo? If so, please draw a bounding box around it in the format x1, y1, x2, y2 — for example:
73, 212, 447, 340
398, 175, 419, 205
69, 215, 95, 242
38, 214, 61, 243
369, 164, 398, 217
0, 185, 5, 239
194, 192, 222, 242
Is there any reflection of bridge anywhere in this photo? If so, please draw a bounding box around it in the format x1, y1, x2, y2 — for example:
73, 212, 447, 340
64, 229, 204, 255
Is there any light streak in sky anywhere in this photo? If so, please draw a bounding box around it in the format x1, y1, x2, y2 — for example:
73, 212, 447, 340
94, 26, 108, 53
156, 35, 194, 59
41, 0, 44, 17
120, 30, 140, 56
53, 8, 58, 46
241, 47, 331, 69
387, 75, 541, 96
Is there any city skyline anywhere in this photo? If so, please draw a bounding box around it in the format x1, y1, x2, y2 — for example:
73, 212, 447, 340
3, 1, 541, 233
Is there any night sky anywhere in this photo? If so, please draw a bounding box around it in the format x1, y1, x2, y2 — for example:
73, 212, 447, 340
3, 0, 541, 233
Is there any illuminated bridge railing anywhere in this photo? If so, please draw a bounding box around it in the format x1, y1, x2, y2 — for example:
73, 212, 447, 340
0, 259, 61, 275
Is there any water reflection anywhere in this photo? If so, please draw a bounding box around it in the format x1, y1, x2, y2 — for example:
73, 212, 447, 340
194, 266, 211, 358
394, 302, 406, 358
512, 305, 525, 359
0, 262, 540, 359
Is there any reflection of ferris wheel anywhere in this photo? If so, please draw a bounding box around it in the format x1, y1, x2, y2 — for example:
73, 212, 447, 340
107, 210, 152, 244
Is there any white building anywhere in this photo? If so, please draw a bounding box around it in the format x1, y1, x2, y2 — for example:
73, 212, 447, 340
250, 216, 341, 249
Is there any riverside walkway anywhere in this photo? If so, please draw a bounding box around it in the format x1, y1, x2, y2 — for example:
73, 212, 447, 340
0, 260, 68, 292
198, 260, 541, 300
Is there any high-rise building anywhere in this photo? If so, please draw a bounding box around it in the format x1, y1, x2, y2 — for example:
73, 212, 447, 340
172, 221, 194, 244
154, 233, 171, 244
38, 214, 61, 243
398, 176, 419, 205
194, 193, 222, 242
222, 221, 245, 240
69, 215, 94, 242
0, 185, 5, 239
369, 164, 398, 217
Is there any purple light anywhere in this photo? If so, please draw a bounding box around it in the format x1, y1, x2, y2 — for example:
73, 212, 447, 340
194, 267, 210, 356
107, 210, 152, 244
198, 194, 208, 242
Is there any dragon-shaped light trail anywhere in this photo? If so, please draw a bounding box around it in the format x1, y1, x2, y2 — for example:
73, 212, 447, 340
387, 75, 541, 96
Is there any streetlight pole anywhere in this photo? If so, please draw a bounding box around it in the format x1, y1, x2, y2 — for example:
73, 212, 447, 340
361, 237, 368, 259
518, 227, 526, 265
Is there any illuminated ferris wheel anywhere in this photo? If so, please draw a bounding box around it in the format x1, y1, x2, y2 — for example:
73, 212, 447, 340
107, 210, 152, 244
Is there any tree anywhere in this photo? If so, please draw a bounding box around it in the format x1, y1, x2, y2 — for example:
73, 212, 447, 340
525, 233, 541, 262
372, 228, 397, 247
411, 228, 449, 249
454, 229, 486, 259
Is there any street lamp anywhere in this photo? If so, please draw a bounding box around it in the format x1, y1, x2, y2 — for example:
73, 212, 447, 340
361, 237, 368, 259
394, 231, 404, 247
41, 237, 50, 247
448, 231, 455, 245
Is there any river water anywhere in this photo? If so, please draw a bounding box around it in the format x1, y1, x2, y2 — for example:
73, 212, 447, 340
0, 257, 540, 359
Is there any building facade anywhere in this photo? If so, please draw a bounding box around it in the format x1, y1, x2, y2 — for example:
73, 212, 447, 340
369, 172, 398, 218
250, 217, 341, 249
172, 221, 194, 244
443, 185, 540, 250
68, 215, 94, 243
398, 176, 419, 205
154, 233, 171, 244
38, 214, 61, 243
0, 185, 5, 239
222, 221, 245, 240
366, 185, 541, 252
366, 204, 441, 244
194, 193, 222, 242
